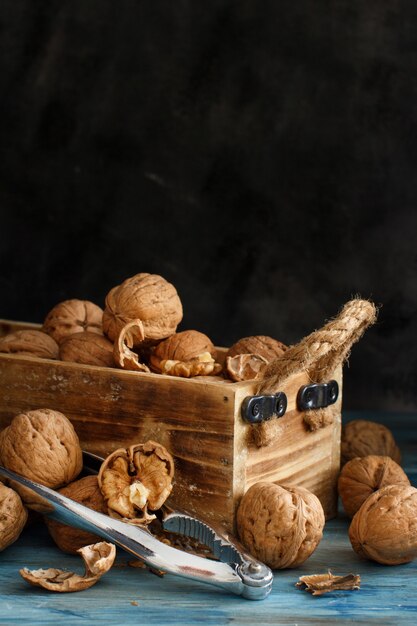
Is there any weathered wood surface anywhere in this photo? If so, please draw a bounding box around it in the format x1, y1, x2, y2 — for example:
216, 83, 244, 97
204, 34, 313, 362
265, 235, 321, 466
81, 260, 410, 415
0, 411, 415, 625
0, 319, 341, 530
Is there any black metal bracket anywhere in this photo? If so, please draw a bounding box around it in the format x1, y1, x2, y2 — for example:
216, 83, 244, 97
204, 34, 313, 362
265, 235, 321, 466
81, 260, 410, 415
241, 392, 287, 424
297, 380, 339, 411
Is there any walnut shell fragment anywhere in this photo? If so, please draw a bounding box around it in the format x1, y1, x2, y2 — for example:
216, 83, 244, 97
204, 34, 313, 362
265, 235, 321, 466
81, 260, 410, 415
0, 483, 28, 551
338, 455, 410, 518
20, 542, 116, 592
45, 476, 108, 554
0, 329, 59, 360
60, 332, 115, 367
237, 482, 325, 569
150, 330, 221, 378
103, 273, 183, 347
349, 484, 417, 565
227, 335, 287, 361
43, 299, 104, 344
113, 320, 150, 372
98, 441, 174, 525
0, 408, 83, 509
341, 420, 402, 466
225, 353, 268, 382
296, 571, 361, 595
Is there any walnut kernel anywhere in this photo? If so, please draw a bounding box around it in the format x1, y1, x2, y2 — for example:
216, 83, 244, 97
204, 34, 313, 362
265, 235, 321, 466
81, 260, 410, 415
98, 441, 174, 525
150, 330, 221, 377
338, 455, 410, 518
237, 482, 325, 569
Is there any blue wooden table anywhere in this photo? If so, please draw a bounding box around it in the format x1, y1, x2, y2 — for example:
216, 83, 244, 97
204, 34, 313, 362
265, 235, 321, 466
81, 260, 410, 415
0, 410, 416, 625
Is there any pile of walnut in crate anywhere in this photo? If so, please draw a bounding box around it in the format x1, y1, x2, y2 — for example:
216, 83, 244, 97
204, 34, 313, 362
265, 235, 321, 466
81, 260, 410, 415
0, 272, 416, 595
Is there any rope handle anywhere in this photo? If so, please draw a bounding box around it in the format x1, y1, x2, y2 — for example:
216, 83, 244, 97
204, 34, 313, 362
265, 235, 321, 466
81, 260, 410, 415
257, 298, 377, 396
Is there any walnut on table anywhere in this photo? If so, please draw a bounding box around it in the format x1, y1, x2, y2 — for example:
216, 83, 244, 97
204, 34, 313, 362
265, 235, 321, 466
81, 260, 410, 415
98, 441, 174, 525
45, 475, 108, 554
0, 329, 59, 360
341, 420, 402, 466
103, 273, 183, 347
43, 299, 104, 344
150, 330, 221, 378
338, 455, 410, 518
0, 408, 83, 510
0, 483, 27, 551
349, 484, 417, 565
59, 331, 115, 367
236, 482, 325, 569
20, 542, 116, 592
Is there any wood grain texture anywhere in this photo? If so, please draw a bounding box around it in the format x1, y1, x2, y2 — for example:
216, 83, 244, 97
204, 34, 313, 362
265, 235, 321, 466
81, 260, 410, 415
0, 411, 415, 626
0, 319, 341, 531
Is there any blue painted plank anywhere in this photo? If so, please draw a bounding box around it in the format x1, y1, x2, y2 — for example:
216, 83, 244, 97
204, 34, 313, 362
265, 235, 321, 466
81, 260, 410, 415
0, 411, 416, 625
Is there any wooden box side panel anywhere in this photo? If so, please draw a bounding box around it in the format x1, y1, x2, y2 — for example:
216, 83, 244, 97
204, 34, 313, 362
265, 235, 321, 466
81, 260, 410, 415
0, 353, 238, 529
234, 367, 342, 520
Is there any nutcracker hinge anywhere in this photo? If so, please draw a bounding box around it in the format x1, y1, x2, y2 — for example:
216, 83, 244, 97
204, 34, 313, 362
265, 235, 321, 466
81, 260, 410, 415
297, 380, 339, 411
241, 392, 287, 424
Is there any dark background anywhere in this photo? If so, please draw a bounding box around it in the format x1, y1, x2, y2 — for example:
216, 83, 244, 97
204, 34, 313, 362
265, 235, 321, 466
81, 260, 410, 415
0, 1, 416, 410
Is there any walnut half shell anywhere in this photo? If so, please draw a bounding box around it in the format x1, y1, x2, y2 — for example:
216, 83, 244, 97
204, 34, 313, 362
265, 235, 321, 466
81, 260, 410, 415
20, 542, 116, 592
98, 441, 174, 525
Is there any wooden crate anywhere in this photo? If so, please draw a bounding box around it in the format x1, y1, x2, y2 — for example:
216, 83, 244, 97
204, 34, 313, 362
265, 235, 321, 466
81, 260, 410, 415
0, 318, 344, 532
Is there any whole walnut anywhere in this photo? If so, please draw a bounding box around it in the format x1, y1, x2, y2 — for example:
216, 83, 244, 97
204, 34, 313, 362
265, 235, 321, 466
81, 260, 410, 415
59, 332, 114, 367
43, 299, 103, 344
149, 330, 221, 377
45, 476, 108, 554
0, 408, 83, 508
349, 484, 417, 565
0, 483, 28, 551
237, 482, 325, 569
0, 329, 59, 360
102, 273, 183, 347
338, 455, 410, 518
227, 336, 287, 362
341, 420, 401, 466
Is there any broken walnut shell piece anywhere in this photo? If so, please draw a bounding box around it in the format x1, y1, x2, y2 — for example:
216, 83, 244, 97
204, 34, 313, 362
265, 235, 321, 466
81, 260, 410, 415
45, 476, 108, 554
20, 542, 116, 592
0, 329, 59, 360
98, 441, 174, 525
103, 273, 183, 347
43, 299, 104, 344
113, 320, 150, 372
150, 330, 222, 378
59, 331, 115, 367
296, 571, 361, 595
338, 455, 410, 518
226, 353, 268, 382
